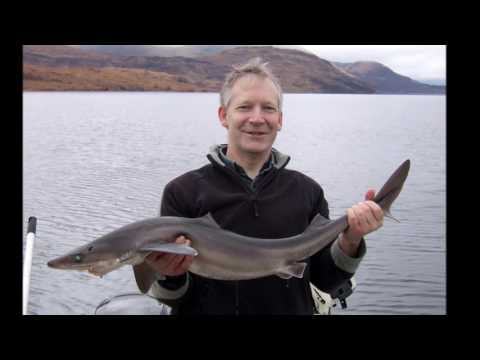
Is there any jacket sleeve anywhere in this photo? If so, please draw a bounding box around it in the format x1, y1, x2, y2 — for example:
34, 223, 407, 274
147, 179, 193, 307
308, 190, 367, 294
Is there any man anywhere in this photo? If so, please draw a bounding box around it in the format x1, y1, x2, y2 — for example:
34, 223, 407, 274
144, 57, 384, 315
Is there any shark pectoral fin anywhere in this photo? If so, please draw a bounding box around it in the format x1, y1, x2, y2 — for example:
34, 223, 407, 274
133, 262, 159, 294
276, 262, 308, 279
139, 243, 199, 256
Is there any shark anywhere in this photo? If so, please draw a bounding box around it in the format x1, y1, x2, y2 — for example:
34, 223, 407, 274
48, 159, 410, 293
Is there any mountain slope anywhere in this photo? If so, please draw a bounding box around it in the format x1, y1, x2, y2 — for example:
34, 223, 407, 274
73, 45, 313, 58
334, 61, 445, 94
23, 45, 230, 84
23, 63, 218, 91
23, 45, 116, 67
23, 45, 374, 93
200, 46, 375, 93
23, 45, 443, 94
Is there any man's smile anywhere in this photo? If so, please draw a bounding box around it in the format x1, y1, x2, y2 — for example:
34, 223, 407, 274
243, 130, 268, 136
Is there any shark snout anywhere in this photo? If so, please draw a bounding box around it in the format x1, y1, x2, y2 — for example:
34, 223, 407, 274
47, 255, 77, 269
47, 258, 62, 268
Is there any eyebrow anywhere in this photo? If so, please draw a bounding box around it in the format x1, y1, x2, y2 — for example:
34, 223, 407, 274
236, 100, 277, 107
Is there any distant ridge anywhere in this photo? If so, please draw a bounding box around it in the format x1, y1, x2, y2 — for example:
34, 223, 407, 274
23, 45, 444, 94
73, 45, 243, 58
333, 61, 445, 94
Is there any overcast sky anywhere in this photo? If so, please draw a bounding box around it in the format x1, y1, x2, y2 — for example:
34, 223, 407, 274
299, 45, 446, 85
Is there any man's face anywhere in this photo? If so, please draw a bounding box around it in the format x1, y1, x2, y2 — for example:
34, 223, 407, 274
218, 75, 283, 157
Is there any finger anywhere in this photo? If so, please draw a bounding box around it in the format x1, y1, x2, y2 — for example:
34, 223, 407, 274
169, 255, 187, 273
347, 208, 358, 228
152, 252, 174, 267
175, 235, 191, 245
361, 204, 378, 230
357, 202, 384, 232
364, 201, 384, 223
175, 235, 186, 243
164, 254, 184, 270
365, 189, 376, 201
351, 204, 371, 233
178, 255, 194, 272
144, 252, 172, 274
146, 251, 167, 262
353, 204, 368, 226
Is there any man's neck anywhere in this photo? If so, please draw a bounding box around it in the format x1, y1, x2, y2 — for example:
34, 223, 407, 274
226, 147, 271, 179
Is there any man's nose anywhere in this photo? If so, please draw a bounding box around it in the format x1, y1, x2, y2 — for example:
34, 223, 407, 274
248, 106, 265, 124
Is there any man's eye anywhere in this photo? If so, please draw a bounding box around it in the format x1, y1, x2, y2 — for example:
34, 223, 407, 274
264, 106, 277, 112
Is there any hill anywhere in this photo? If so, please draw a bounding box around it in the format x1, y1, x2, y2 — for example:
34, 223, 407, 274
23, 45, 374, 93
23, 64, 218, 91
73, 45, 241, 58
334, 61, 445, 94
23, 45, 444, 94
200, 46, 374, 93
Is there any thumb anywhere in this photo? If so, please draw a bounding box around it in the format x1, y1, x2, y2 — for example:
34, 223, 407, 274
365, 189, 376, 201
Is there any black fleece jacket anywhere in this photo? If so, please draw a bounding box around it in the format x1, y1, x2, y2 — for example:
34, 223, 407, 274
151, 146, 364, 315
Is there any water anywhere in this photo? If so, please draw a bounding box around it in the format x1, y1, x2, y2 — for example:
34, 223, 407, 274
23, 92, 446, 315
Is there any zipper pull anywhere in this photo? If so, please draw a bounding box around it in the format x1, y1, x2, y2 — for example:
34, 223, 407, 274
252, 198, 259, 217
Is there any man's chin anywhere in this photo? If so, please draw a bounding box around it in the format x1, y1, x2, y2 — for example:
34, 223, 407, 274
241, 143, 272, 155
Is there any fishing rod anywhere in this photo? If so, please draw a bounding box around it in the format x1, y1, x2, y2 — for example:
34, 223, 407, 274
23, 216, 37, 315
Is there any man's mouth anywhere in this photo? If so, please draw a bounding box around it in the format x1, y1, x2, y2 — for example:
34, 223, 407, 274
244, 131, 267, 136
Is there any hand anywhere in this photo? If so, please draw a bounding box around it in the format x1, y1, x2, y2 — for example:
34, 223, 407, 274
144, 235, 195, 276
340, 189, 384, 256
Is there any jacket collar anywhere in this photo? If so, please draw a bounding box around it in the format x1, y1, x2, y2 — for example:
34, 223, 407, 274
207, 144, 290, 170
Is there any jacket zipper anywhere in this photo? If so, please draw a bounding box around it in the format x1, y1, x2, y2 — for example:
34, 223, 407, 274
217, 166, 266, 217
252, 199, 259, 217
235, 281, 240, 315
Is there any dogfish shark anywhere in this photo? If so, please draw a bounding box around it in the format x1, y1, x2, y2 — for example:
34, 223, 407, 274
48, 159, 410, 293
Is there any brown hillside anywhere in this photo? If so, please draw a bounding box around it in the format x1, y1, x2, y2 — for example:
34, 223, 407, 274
23, 45, 376, 93
200, 46, 375, 93
23, 64, 220, 91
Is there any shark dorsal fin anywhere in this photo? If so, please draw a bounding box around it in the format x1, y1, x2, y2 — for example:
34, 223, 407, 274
198, 212, 221, 228
308, 213, 331, 228
303, 213, 335, 236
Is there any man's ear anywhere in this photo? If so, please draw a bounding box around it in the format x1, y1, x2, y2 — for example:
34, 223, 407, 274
277, 112, 283, 131
218, 106, 228, 129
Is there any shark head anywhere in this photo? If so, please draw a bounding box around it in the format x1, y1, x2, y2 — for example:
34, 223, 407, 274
47, 236, 138, 277
46, 217, 184, 278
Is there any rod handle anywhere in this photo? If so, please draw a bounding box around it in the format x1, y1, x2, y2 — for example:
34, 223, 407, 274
27, 216, 37, 234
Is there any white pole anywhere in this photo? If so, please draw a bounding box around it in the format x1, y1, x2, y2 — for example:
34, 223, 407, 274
23, 217, 37, 315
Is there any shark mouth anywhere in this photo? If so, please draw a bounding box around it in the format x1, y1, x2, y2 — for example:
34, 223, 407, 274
86, 253, 145, 277
87, 259, 123, 277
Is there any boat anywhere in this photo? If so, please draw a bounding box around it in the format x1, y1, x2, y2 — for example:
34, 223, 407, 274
94, 279, 356, 315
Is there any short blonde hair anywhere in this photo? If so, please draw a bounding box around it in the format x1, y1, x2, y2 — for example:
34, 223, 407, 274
220, 57, 283, 111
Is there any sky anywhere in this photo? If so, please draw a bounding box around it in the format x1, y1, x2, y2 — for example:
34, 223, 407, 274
299, 45, 446, 85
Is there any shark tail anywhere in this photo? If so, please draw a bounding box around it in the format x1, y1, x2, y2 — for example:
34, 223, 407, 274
373, 159, 410, 221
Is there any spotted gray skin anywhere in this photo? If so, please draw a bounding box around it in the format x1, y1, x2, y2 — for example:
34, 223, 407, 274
48, 159, 410, 293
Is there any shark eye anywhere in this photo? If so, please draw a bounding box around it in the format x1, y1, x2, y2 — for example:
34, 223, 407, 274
73, 254, 83, 263
88, 246, 93, 252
